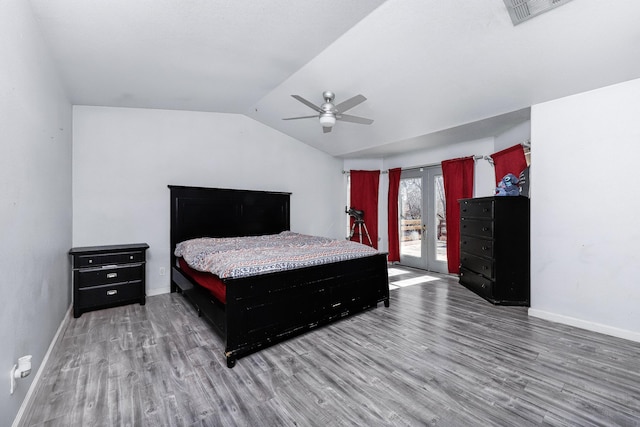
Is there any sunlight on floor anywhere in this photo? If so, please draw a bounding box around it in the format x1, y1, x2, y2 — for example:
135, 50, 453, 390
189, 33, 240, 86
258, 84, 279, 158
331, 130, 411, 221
388, 267, 439, 290
388, 268, 408, 277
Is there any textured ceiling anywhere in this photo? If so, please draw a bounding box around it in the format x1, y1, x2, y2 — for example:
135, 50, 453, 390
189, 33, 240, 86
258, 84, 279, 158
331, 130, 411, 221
29, 0, 640, 157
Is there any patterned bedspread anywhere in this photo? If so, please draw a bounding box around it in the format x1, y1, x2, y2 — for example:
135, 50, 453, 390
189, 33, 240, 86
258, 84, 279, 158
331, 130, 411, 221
174, 231, 379, 279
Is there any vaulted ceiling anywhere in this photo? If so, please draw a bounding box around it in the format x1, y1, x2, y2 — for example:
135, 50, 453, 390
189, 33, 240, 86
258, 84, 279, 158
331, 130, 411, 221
29, 0, 640, 158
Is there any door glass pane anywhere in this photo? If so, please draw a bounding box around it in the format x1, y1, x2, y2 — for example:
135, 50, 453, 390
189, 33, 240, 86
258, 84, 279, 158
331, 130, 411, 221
399, 177, 422, 258
434, 174, 446, 262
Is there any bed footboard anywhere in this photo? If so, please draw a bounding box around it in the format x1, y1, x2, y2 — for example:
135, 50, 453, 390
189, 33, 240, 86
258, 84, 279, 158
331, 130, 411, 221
223, 253, 389, 368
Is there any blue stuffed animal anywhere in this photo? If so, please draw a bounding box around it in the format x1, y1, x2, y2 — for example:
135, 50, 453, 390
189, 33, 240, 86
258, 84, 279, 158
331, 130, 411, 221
495, 173, 520, 196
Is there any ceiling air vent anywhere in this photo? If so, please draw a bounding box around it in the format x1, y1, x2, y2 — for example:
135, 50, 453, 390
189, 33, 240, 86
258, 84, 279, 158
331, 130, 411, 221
503, 0, 575, 25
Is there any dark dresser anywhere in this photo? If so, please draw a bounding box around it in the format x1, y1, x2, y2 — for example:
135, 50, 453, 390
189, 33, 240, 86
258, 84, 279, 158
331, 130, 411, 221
459, 197, 529, 306
70, 243, 149, 317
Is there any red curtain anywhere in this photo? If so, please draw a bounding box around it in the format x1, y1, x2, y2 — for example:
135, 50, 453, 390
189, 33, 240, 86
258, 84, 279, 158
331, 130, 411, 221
441, 157, 474, 274
350, 170, 380, 248
490, 144, 527, 185
387, 168, 402, 262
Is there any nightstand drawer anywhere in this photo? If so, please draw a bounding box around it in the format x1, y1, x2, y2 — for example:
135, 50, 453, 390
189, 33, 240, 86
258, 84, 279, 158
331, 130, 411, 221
460, 252, 494, 279
460, 218, 493, 239
77, 281, 143, 308
75, 263, 144, 288
75, 251, 145, 268
459, 199, 494, 219
460, 236, 494, 258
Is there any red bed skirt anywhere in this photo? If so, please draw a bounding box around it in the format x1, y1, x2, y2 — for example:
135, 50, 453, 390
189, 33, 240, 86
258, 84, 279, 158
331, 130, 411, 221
178, 258, 226, 304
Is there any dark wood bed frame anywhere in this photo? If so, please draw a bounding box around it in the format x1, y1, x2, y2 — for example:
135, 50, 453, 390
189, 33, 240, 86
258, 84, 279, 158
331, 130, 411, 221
169, 185, 390, 368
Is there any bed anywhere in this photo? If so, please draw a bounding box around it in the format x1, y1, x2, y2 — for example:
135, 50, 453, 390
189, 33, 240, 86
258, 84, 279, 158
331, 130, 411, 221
169, 185, 390, 368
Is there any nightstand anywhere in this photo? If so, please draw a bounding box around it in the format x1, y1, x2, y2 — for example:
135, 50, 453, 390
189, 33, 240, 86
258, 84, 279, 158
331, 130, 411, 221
70, 243, 149, 318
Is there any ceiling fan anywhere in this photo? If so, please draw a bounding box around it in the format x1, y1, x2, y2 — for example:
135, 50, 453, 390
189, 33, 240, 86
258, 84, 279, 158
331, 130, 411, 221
282, 91, 373, 133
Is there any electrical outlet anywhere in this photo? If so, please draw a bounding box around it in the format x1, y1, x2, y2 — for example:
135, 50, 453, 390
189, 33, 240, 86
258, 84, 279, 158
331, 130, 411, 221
10, 364, 16, 394
159, 267, 166, 276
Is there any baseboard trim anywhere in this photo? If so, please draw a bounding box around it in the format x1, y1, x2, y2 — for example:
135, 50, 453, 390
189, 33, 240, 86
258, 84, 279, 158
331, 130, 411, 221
528, 308, 640, 343
147, 287, 170, 297
12, 305, 72, 427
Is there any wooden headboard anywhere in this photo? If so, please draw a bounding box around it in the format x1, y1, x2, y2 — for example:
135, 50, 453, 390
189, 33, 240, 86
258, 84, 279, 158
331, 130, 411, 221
168, 185, 291, 262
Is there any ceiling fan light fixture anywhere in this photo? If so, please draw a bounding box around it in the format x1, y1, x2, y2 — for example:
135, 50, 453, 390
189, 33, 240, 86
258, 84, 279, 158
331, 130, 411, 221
319, 113, 336, 128
283, 92, 372, 132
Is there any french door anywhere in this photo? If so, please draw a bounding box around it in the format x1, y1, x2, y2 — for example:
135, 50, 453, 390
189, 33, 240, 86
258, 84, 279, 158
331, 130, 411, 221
398, 166, 448, 273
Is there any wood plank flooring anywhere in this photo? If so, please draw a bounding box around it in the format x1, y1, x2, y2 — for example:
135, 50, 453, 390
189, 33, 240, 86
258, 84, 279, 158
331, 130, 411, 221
20, 267, 640, 426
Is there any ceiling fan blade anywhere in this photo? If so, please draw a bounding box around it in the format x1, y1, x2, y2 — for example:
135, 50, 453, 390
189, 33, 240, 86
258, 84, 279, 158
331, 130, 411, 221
291, 95, 323, 113
282, 115, 318, 120
335, 94, 366, 113
323, 126, 332, 134
337, 114, 374, 125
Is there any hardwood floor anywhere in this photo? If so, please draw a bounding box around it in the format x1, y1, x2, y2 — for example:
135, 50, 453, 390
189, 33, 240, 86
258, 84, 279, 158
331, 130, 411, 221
20, 267, 640, 426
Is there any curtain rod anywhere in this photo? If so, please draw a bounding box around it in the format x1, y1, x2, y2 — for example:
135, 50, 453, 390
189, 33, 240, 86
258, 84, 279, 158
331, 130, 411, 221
343, 157, 486, 174
477, 141, 530, 162
474, 155, 494, 164
343, 156, 492, 174
344, 141, 530, 174
342, 170, 388, 175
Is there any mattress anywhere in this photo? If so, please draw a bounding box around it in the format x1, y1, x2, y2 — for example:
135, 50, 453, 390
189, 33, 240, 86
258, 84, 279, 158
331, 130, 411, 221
174, 231, 379, 280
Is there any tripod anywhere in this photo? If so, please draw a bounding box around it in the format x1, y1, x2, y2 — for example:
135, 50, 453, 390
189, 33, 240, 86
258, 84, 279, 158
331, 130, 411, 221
349, 217, 373, 246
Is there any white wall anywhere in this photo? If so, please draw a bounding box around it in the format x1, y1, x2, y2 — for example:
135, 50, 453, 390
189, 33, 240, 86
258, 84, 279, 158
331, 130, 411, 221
72, 106, 345, 295
383, 137, 498, 199
495, 120, 530, 152
530, 78, 640, 342
0, 0, 72, 422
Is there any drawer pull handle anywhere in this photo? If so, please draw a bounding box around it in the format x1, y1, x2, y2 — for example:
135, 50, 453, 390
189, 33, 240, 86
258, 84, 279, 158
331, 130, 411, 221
482, 227, 489, 231
482, 246, 488, 250
130, 255, 134, 260
106, 290, 118, 296
107, 272, 118, 279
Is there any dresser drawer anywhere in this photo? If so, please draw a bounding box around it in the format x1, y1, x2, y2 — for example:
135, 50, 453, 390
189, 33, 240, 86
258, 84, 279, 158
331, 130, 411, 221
77, 281, 143, 309
75, 263, 144, 288
459, 268, 493, 299
75, 251, 145, 268
460, 252, 494, 279
460, 236, 494, 258
459, 199, 494, 219
460, 218, 493, 239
